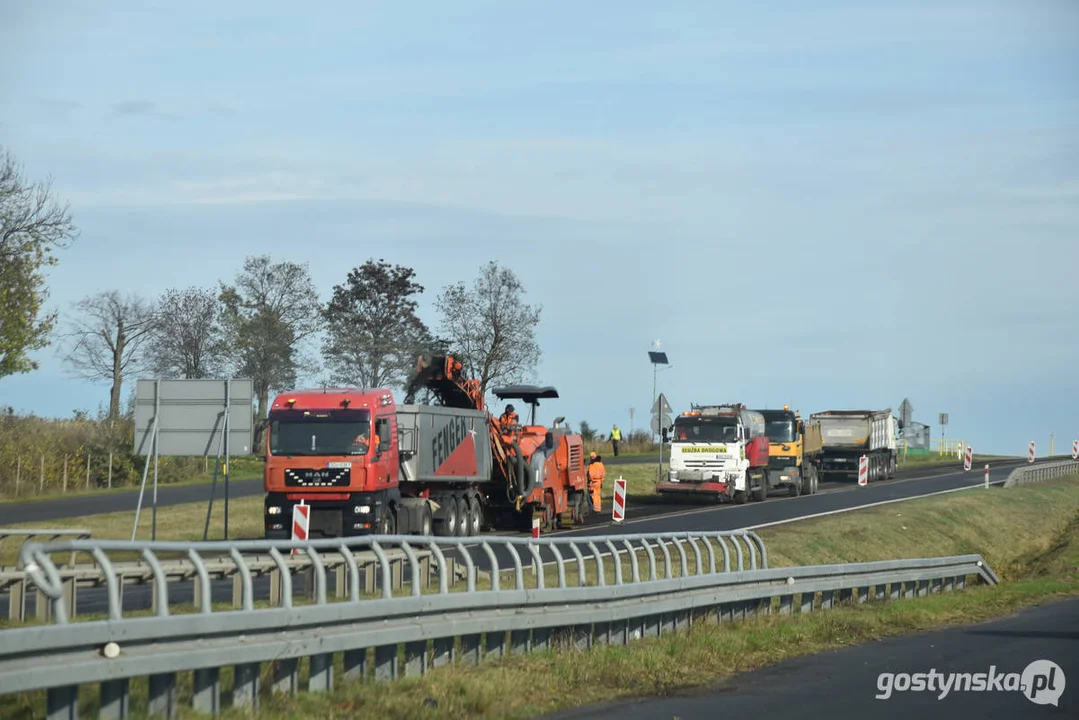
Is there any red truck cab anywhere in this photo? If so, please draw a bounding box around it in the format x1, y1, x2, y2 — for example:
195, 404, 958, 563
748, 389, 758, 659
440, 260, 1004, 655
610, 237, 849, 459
263, 388, 400, 539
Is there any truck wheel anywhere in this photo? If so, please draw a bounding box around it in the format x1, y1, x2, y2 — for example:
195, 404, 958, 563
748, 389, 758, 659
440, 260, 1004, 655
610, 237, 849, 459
455, 495, 469, 537
811, 467, 819, 494
751, 473, 767, 502
419, 504, 433, 536
436, 496, 458, 537
733, 490, 747, 505
469, 496, 484, 536
379, 505, 396, 535
789, 475, 802, 497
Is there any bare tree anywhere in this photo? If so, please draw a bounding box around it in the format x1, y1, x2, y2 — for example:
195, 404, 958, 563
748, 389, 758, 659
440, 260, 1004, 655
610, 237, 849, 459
219, 255, 323, 421
321, 259, 434, 391
144, 286, 225, 379
59, 290, 156, 419
435, 260, 542, 396
0, 148, 79, 378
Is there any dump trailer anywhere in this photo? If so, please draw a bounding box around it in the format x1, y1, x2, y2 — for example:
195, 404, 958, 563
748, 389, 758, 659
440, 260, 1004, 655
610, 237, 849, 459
755, 406, 822, 497
263, 354, 588, 540
809, 409, 897, 483
655, 403, 771, 504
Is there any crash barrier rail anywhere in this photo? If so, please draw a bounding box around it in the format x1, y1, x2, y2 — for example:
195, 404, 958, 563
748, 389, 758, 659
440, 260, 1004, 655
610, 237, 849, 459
0, 535, 1000, 720
1002, 460, 1079, 488
1, 528, 94, 620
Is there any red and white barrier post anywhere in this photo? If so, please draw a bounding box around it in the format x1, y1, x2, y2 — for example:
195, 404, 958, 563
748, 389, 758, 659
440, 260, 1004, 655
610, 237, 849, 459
984, 464, 990, 489
963, 445, 973, 472
532, 516, 540, 539
612, 476, 627, 523
1072, 440, 1077, 460
857, 455, 868, 486
1028, 440, 1035, 463
291, 500, 309, 557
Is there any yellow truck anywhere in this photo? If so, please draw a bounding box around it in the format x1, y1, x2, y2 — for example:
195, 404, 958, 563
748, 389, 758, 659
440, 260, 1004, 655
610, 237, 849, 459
755, 406, 822, 496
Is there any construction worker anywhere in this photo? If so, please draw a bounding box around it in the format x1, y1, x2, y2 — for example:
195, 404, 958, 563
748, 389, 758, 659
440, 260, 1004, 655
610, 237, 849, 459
499, 404, 519, 430
587, 454, 606, 512
353, 428, 381, 455
610, 424, 622, 456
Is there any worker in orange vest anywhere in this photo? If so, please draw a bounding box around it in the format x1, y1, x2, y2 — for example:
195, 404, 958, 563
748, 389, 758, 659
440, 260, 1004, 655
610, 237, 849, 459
587, 454, 606, 512
499, 404, 519, 431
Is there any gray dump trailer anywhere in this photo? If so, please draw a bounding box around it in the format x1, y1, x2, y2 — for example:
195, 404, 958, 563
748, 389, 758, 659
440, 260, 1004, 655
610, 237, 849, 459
809, 409, 898, 483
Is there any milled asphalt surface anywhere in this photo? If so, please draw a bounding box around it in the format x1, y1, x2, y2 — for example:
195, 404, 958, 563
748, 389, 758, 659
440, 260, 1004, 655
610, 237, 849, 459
540, 596, 1079, 719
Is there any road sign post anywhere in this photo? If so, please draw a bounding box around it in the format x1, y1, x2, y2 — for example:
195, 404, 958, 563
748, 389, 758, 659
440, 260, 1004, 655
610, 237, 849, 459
531, 516, 540, 539
858, 455, 868, 486
984, 464, 990, 489
938, 412, 948, 456
963, 446, 972, 472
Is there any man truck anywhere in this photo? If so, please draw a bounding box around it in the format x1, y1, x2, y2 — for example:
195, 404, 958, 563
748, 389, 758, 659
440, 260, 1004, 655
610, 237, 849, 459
808, 409, 898, 483
262, 354, 590, 539
655, 404, 771, 504
755, 405, 822, 496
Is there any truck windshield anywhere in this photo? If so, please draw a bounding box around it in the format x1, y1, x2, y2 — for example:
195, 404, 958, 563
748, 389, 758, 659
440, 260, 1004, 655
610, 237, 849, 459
268, 408, 373, 456
671, 418, 739, 443
765, 419, 796, 443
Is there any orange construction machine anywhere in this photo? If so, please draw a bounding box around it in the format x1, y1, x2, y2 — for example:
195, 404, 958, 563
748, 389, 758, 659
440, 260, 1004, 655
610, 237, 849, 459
263, 354, 589, 539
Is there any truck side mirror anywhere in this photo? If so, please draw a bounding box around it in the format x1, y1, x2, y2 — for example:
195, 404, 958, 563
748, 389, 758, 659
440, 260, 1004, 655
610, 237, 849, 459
798, 421, 805, 435
545, 431, 555, 450
661, 428, 669, 443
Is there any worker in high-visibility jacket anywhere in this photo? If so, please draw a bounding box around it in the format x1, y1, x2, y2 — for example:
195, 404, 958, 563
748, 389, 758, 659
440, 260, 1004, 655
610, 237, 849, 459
610, 425, 622, 456
587, 454, 606, 512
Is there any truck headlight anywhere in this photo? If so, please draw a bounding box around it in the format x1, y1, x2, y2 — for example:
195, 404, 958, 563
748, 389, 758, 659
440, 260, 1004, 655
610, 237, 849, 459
267, 506, 282, 515
354, 505, 371, 514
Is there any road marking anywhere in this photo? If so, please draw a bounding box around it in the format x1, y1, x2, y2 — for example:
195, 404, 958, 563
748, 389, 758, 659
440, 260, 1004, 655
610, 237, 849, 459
550, 461, 1027, 536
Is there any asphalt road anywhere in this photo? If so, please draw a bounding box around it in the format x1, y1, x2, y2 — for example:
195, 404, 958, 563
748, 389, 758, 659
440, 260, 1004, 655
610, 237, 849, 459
4, 458, 1046, 619
0, 454, 662, 526
541, 596, 1079, 719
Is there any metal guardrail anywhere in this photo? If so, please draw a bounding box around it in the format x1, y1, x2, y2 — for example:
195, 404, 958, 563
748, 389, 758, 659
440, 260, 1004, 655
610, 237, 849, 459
0, 533, 997, 720
1003, 460, 1079, 487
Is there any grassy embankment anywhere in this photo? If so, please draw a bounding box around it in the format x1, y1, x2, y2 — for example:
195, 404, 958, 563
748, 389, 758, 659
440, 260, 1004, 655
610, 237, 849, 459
2, 472, 1077, 719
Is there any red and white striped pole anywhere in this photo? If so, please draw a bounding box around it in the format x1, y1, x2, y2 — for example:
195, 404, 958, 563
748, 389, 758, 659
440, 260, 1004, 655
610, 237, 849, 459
984, 464, 990, 489
612, 476, 627, 523
857, 455, 868, 486
963, 445, 973, 472
291, 500, 309, 557
532, 515, 540, 539
1072, 440, 1077, 460
1028, 441, 1035, 463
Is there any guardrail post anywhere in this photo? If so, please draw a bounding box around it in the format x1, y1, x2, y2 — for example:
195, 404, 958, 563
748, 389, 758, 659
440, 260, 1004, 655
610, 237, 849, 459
820, 590, 834, 610
269, 569, 281, 606
270, 659, 299, 696
838, 588, 853, 606
591, 622, 611, 646
511, 629, 531, 654
487, 630, 507, 658
192, 668, 221, 716
403, 642, 427, 677
799, 592, 814, 613
930, 578, 943, 594
233, 663, 260, 709
432, 637, 455, 668
309, 653, 335, 690
45, 686, 77, 720
779, 594, 793, 615
147, 673, 177, 719
916, 580, 929, 597
374, 644, 398, 681
343, 649, 368, 682
531, 627, 551, 652
63, 576, 76, 619
363, 561, 376, 595
943, 576, 955, 593
7, 577, 25, 622
459, 634, 481, 665
36, 585, 51, 622
99, 679, 130, 719
391, 559, 403, 591
334, 564, 347, 598
857, 586, 869, 604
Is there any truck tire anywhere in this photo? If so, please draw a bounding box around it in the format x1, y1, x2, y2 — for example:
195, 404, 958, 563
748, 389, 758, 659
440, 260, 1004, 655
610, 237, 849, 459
419, 504, 433, 536
436, 496, 458, 537
733, 490, 747, 505
454, 495, 469, 537
751, 472, 767, 502
465, 495, 483, 536
789, 468, 802, 497
379, 505, 396, 535
811, 467, 819, 494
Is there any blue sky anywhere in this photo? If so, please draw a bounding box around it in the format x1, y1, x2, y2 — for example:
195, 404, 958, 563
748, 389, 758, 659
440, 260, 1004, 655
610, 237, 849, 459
1, 0, 1077, 455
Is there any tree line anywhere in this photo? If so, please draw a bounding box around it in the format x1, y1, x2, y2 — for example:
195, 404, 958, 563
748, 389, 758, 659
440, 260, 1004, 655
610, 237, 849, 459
0, 147, 544, 425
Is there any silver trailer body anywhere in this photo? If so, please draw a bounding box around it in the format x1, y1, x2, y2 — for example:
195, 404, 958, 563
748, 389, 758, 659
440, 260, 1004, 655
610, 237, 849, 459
811, 409, 897, 452
396, 404, 493, 484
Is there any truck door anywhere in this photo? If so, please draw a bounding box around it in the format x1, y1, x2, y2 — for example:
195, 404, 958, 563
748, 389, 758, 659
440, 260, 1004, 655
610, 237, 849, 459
371, 415, 395, 487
